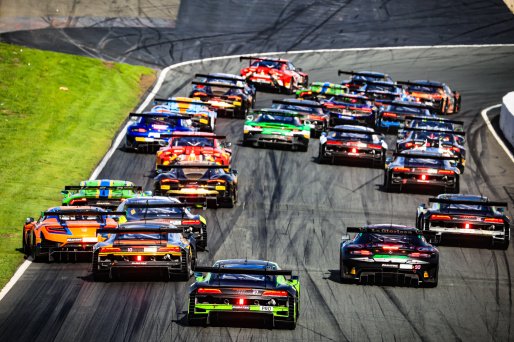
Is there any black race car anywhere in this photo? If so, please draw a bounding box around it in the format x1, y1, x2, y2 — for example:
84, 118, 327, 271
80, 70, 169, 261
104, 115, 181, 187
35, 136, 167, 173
188, 259, 300, 328
375, 100, 435, 133
318, 125, 387, 167
271, 99, 328, 137
399, 116, 464, 140
338, 70, 394, 92
154, 163, 238, 208
416, 194, 510, 249
383, 150, 460, 193
322, 94, 376, 127
340, 224, 439, 287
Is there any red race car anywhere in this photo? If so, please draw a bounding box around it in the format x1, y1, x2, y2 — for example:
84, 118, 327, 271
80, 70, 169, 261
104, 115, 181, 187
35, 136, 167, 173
156, 132, 232, 172
240, 56, 308, 94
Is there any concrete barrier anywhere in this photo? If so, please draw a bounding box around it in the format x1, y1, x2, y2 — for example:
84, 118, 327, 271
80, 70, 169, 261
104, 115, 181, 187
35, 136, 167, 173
500, 91, 514, 148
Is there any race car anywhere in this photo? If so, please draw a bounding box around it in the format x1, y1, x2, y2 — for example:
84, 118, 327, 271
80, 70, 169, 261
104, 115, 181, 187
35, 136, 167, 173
416, 194, 510, 249
375, 100, 435, 133
240, 56, 308, 94
116, 196, 208, 250
271, 99, 328, 137
23, 206, 120, 262
61, 179, 147, 210
155, 132, 232, 172
359, 81, 409, 105
92, 222, 196, 281
295, 81, 348, 100
340, 224, 439, 287
338, 70, 394, 92
243, 109, 311, 151
396, 128, 466, 172
399, 116, 464, 140
152, 97, 217, 131
383, 150, 460, 193
124, 111, 195, 151
322, 94, 376, 127
190, 73, 256, 118
154, 163, 238, 208
397, 80, 461, 114
188, 259, 300, 328
318, 125, 387, 167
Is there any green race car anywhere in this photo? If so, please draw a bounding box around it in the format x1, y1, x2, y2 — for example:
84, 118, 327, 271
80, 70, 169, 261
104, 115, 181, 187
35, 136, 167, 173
243, 108, 311, 151
296, 81, 348, 100
61, 179, 148, 210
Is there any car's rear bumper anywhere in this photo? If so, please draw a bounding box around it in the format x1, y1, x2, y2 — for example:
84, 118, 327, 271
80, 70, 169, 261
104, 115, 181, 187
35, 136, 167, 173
244, 133, 308, 147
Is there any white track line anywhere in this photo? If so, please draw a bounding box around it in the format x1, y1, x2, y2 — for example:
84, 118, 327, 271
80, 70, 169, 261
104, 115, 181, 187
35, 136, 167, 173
481, 104, 514, 164
2, 43, 514, 302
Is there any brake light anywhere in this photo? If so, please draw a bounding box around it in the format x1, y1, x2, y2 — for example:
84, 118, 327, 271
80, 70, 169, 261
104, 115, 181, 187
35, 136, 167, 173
326, 140, 342, 145
137, 128, 146, 133
451, 147, 461, 153
350, 250, 372, 256
262, 290, 288, 297
382, 245, 400, 251
430, 214, 451, 221
182, 219, 201, 225
238, 298, 246, 305
393, 167, 410, 172
351, 148, 357, 153
136, 255, 142, 261
161, 179, 179, 183
99, 247, 121, 253
421, 174, 427, 180
198, 288, 222, 294
465, 223, 470, 229
207, 179, 226, 183
383, 112, 397, 118
484, 218, 504, 224
409, 252, 431, 258
438, 170, 455, 175
404, 142, 414, 148
368, 144, 382, 149
158, 246, 181, 252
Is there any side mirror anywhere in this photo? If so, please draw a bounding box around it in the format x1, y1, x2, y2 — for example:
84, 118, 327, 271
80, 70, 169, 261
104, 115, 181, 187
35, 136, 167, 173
225, 142, 232, 148
304, 120, 311, 126
60, 190, 69, 195
297, 67, 303, 72
225, 148, 232, 155
143, 191, 152, 196
341, 234, 351, 242
194, 272, 204, 281
231, 169, 238, 176
158, 140, 167, 147
419, 203, 427, 210
246, 115, 254, 121
497, 207, 505, 213
25, 217, 35, 225
111, 216, 120, 222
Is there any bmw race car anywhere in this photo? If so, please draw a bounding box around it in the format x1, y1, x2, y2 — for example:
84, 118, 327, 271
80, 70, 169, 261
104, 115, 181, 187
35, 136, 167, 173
23, 206, 120, 262
340, 225, 439, 287
322, 94, 377, 127
243, 109, 311, 151
240, 56, 308, 94
188, 259, 300, 328
155, 132, 232, 172
271, 99, 328, 137
318, 125, 387, 167
375, 100, 435, 133
397, 80, 461, 114
61, 179, 147, 210
92, 222, 196, 281
416, 194, 510, 249
116, 196, 208, 250
383, 151, 460, 193
338, 70, 394, 92
154, 163, 238, 208
295, 81, 348, 100
152, 97, 217, 132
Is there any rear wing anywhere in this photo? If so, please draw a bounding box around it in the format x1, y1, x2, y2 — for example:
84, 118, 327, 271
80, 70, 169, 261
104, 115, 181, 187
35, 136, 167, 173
169, 132, 226, 139
397, 81, 444, 89
347, 226, 420, 235
161, 164, 233, 169
97, 227, 184, 234
240, 56, 285, 63
379, 100, 436, 110
404, 116, 464, 125
401, 127, 465, 136
272, 100, 322, 108
125, 202, 195, 209
393, 152, 460, 160
254, 109, 304, 117
325, 93, 370, 101
338, 70, 388, 78
191, 81, 245, 90
129, 112, 191, 120
428, 198, 508, 207
328, 128, 378, 135
64, 185, 143, 191
43, 210, 125, 216
153, 98, 212, 107
194, 73, 245, 82
194, 266, 293, 276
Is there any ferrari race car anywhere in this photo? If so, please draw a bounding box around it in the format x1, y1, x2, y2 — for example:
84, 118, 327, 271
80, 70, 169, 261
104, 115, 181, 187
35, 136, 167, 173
271, 99, 328, 137
397, 80, 461, 114
416, 194, 510, 249
240, 56, 308, 94
61, 179, 146, 210
154, 163, 238, 208
323, 94, 377, 127
155, 132, 232, 172
338, 70, 394, 92
295, 81, 348, 100
188, 259, 300, 329
152, 97, 217, 131
23, 206, 119, 262
318, 125, 387, 167
383, 150, 460, 193
375, 100, 434, 133
243, 109, 311, 151
92, 222, 196, 281
340, 225, 439, 287
124, 111, 194, 151
116, 196, 208, 250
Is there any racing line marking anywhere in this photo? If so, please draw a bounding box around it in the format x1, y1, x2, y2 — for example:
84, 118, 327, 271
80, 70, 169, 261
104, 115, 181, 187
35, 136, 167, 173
481, 104, 514, 164
2, 43, 514, 301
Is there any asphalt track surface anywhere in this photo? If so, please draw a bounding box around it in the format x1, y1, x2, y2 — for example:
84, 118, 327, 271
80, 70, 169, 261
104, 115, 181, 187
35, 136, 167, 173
1, 1, 514, 342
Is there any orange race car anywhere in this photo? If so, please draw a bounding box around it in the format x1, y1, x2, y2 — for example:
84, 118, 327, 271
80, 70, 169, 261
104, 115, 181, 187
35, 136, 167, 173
155, 132, 232, 172
23, 206, 120, 262
397, 80, 461, 115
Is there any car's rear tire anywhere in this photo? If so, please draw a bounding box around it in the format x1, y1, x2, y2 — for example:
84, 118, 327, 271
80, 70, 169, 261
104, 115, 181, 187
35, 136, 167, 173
180, 250, 192, 281
422, 269, 438, 288
187, 295, 207, 326
31, 234, 44, 262
492, 239, 509, 250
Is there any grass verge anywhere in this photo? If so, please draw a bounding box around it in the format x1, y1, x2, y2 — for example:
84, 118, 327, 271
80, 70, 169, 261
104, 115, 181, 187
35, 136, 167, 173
0, 42, 156, 289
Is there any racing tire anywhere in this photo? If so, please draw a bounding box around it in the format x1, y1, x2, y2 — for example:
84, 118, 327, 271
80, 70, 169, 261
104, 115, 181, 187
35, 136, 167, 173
285, 78, 295, 95
187, 295, 207, 326
492, 239, 509, 250
180, 250, 192, 281
384, 171, 399, 193
452, 178, 460, 194
299, 143, 309, 152
197, 227, 207, 251
422, 270, 438, 288
31, 234, 44, 262
91, 250, 109, 281
22, 232, 30, 255
276, 298, 297, 330
339, 259, 355, 284
455, 95, 461, 113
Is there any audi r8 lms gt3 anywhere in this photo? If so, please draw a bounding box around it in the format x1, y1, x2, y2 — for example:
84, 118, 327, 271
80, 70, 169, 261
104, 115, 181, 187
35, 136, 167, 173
271, 99, 328, 137
383, 151, 460, 193
155, 132, 232, 172
243, 109, 311, 151
152, 97, 217, 132
416, 195, 510, 249
359, 81, 410, 105
318, 125, 387, 167
188, 259, 300, 329
295, 82, 348, 100
92, 222, 196, 281
397, 80, 461, 114
375, 100, 434, 133
124, 111, 194, 151
240, 56, 308, 94
154, 163, 238, 208
116, 196, 208, 250
323, 94, 376, 127
190, 73, 256, 118
338, 70, 394, 92
339, 225, 439, 287
399, 116, 464, 140
23, 206, 120, 262
61, 179, 147, 210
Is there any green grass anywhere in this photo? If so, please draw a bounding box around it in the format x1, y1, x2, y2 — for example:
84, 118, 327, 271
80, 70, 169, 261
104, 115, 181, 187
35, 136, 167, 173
0, 43, 156, 288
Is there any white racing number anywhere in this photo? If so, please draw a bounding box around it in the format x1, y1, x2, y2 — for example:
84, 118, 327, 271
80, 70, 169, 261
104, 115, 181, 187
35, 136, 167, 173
259, 306, 273, 312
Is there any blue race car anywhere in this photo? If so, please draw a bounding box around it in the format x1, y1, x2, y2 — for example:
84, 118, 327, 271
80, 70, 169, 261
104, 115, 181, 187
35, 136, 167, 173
152, 97, 217, 132
322, 94, 376, 127
375, 100, 435, 133
338, 70, 394, 92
